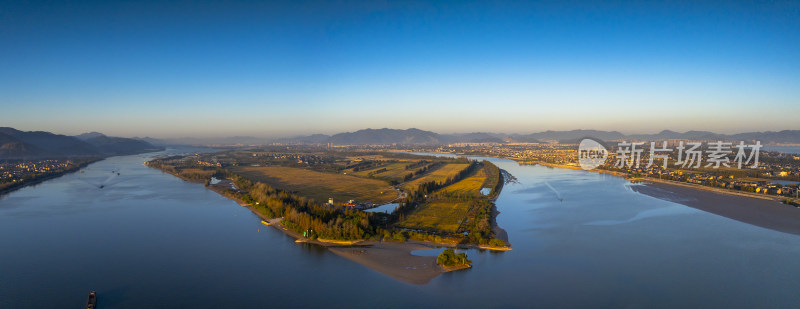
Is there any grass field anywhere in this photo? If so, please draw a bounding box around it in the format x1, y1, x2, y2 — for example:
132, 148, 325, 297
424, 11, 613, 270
438, 167, 488, 196
232, 166, 396, 204
348, 162, 409, 179
402, 163, 470, 190
396, 201, 469, 233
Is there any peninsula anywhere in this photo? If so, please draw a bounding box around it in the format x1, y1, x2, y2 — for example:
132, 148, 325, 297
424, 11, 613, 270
146, 146, 510, 283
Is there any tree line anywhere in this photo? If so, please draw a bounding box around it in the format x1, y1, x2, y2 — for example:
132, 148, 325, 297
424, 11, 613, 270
226, 172, 379, 240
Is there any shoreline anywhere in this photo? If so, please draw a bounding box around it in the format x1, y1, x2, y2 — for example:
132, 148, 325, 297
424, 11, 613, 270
1, 148, 167, 197
0, 158, 102, 197
529, 161, 800, 236
147, 161, 507, 284
533, 161, 792, 203
630, 182, 800, 235
174, 173, 476, 284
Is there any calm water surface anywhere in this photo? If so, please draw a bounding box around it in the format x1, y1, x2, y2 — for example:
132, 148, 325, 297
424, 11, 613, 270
763, 145, 800, 154
1, 149, 799, 308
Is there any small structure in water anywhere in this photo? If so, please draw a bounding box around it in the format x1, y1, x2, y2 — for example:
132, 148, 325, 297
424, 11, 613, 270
86, 291, 97, 309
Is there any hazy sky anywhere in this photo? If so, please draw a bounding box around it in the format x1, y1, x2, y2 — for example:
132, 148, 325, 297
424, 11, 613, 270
2, 1, 798, 138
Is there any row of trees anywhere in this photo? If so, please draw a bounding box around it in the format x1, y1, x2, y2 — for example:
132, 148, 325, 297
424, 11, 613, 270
404, 160, 429, 170
348, 160, 390, 172
408, 162, 481, 197
367, 168, 387, 176
394, 162, 481, 220
226, 172, 378, 240
393, 161, 510, 246
402, 162, 442, 182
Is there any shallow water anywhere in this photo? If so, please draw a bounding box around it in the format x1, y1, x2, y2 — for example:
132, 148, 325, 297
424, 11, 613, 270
763, 145, 800, 155
364, 203, 398, 214
1, 150, 799, 308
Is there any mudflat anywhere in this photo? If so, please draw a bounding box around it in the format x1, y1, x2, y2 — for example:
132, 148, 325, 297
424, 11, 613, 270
632, 182, 800, 236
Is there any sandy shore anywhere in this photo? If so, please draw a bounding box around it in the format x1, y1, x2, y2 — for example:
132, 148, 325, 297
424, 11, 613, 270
151, 167, 495, 284
529, 160, 800, 235
226, 197, 463, 284
328, 241, 449, 284
536, 161, 628, 177
631, 182, 800, 236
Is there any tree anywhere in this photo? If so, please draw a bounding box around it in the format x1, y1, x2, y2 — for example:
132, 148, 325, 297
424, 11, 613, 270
436, 248, 471, 267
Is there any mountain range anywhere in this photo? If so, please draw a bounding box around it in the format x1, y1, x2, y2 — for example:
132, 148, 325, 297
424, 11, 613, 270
9, 127, 797, 152
0, 128, 163, 159
269, 128, 506, 145
267, 128, 800, 145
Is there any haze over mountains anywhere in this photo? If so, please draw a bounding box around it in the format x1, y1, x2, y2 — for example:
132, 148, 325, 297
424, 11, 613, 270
139, 128, 800, 146
4, 127, 800, 156
0, 128, 162, 159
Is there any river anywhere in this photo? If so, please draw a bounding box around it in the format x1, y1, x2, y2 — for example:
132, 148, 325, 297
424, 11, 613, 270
1, 149, 799, 308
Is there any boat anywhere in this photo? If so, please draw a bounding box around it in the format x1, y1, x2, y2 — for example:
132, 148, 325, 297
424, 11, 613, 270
86, 291, 97, 309
261, 220, 270, 226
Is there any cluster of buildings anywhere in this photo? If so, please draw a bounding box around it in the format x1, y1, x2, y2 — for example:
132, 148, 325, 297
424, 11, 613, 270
0, 159, 75, 183
244, 152, 329, 166
326, 198, 372, 210
391, 142, 800, 200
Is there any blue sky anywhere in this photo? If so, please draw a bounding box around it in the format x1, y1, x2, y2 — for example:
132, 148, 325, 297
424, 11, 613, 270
1, 1, 798, 138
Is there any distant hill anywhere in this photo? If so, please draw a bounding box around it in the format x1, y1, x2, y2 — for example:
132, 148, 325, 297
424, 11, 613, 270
0, 127, 100, 158
81, 134, 162, 156
131, 136, 169, 146
524, 129, 800, 144
0, 141, 47, 158
273, 134, 332, 145
275, 128, 800, 145
627, 130, 719, 141
329, 128, 441, 145
276, 129, 513, 145
0, 127, 163, 159
75, 132, 106, 140
132, 135, 273, 146
728, 130, 800, 144
102, 128, 800, 147
516, 130, 626, 143
441, 132, 508, 144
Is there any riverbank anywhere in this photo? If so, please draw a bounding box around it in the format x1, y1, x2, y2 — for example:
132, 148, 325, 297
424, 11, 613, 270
0, 158, 101, 197
535, 161, 628, 177
529, 161, 800, 236
630, 182, 800, 236
629, 176, 783, 202
533, 161, 795, 203
245, 206, 469, 284
146, 161, 507, 284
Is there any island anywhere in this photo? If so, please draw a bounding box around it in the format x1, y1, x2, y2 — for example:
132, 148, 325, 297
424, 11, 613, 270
146, 146, 511, 284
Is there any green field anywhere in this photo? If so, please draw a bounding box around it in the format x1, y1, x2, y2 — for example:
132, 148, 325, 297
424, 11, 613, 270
348, 162, 410, 180
232, 166, 396, 204
396, 201, 469, 233
438, 167, 488, 196
402, 163, 470, 191
370, 162, 416, 180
